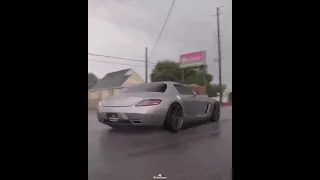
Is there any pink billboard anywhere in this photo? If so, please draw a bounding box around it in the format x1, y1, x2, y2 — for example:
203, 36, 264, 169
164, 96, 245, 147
179, 51, 206, 68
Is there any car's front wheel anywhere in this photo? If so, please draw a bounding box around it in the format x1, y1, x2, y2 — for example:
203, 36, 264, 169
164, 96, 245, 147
211, 103, 220, 122
164, 103, 184, 132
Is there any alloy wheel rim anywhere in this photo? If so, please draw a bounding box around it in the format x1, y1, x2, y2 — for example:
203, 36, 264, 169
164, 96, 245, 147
216, 108, 220, 119
172, 106, 183, 129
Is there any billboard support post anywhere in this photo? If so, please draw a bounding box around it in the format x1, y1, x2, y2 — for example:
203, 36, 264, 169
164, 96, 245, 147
203, 65, 206, 90
203, 51, 207, 91
181, 68, 184, 83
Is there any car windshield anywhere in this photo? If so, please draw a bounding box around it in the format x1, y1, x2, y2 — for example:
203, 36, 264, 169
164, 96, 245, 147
124, 83, 167, 93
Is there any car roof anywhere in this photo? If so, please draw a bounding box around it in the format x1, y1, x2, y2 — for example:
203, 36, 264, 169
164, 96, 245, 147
149, 81, 182, 85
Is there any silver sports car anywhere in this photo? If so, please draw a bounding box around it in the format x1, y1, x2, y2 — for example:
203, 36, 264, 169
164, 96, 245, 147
97, 81, 220, 132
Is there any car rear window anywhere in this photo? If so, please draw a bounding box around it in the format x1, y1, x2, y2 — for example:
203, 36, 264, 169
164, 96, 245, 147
124, 83, 167, 93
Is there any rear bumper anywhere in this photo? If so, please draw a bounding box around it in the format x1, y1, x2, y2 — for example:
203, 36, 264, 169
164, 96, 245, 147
97, 105, 168, 127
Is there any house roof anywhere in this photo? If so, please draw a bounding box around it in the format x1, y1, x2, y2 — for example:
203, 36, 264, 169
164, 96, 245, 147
90, 68, 131, 91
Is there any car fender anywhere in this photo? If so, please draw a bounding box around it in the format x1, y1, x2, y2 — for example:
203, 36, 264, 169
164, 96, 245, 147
162, 96, 183, 115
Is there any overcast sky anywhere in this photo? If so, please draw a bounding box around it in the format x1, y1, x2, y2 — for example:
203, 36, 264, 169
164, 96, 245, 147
88, 0, 232, 90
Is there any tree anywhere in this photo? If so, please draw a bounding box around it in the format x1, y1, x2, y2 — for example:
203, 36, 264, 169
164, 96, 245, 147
88, 73, 99, 90
151, 61, 181, 82
151, 61, 213, 85
206, 83, 227, 97
228, 92, 232, 102
151, 60, 226, 97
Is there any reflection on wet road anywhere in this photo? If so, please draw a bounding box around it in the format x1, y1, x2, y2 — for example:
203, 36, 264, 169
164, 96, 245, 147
88, 107, 232, 180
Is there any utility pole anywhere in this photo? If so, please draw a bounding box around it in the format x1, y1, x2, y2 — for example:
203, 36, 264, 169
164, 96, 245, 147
216, 6, 223, 104
145, 47, 148, 83
203, 50, 207, 93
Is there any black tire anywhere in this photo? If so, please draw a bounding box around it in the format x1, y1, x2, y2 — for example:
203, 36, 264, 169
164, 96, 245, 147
164, 103, 184, 133
211, 103, 220, 122
232, 167, 233, 179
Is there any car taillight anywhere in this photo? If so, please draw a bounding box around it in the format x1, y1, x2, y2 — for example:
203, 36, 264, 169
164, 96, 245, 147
135, 99, 162, 107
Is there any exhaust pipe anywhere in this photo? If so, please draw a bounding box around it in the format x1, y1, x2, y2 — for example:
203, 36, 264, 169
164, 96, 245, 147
132, 120, 143, 124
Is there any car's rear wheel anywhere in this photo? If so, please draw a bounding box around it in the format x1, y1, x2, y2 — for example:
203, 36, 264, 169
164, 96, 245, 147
231, 167, 233, 179
211, 103, 220, 122
164, 103, 184, 132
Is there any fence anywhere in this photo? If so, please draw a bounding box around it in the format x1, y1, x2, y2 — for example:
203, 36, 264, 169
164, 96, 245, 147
88, 99, 100, 110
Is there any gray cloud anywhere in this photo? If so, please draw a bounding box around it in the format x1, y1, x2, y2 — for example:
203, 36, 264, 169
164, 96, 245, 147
88, 0, 232, 90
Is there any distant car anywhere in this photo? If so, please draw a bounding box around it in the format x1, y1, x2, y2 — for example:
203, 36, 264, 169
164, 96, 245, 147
97, 82, 220, 132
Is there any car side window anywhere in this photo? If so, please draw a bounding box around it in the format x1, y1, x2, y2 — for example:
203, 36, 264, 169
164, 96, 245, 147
173, 84, 193, 95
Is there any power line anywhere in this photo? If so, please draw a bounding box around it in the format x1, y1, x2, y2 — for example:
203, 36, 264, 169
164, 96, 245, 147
88, 52, 142, 63
88, 52, 157, 65
88, 59, 155, 67
148, 0, 176, 61
89, 59, 144, 67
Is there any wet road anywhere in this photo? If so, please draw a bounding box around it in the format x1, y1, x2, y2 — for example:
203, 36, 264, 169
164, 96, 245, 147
88, 107, 232, 180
